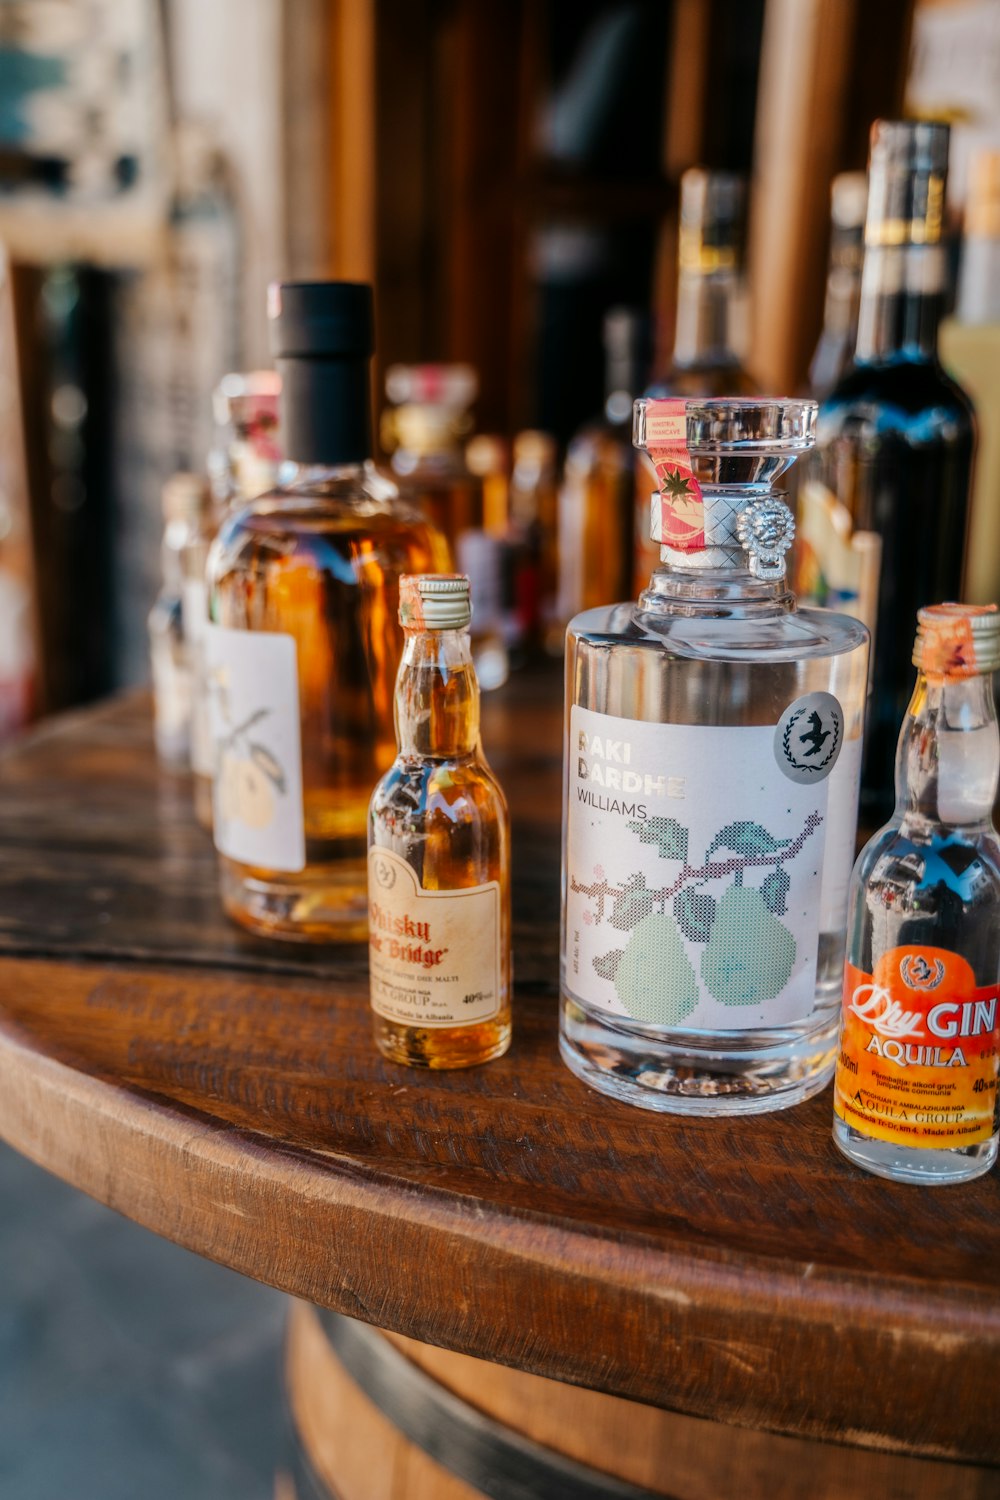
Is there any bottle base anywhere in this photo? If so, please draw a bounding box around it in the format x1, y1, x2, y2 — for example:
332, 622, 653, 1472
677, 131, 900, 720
375, 1016, 512, 1070
832, 1118, 998, 1185
220, 857, 369, 943
559, 994, 838, 1116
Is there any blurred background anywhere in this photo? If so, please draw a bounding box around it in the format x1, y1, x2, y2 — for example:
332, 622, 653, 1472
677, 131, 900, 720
0, 0, 995, 724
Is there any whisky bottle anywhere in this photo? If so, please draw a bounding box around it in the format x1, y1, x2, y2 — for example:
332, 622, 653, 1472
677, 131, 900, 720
382, 364, 481, 548
187, 372, 284, 830
558, 308, 648, 624
800, 121, 975, 824
634, 170, 756, 593
561, 397, 869, 1113
205, 283, 448, 941
149, 472, 213, 768
368, 575, 512, 1067
940, 149, 1000, 607
808, 172, 867, 400
833, 604, 1000, 1183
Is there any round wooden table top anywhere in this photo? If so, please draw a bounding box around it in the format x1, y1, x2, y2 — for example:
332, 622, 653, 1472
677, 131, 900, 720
0, 678, 998, 1468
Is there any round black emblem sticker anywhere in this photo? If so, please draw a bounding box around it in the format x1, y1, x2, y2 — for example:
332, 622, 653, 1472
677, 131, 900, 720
774, 692, 844, 784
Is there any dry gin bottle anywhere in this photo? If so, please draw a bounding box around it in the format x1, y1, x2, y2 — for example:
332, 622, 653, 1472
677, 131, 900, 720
560, 398, 870, 1113
368, 575, 511, 1067
833, 605, 1000, 1183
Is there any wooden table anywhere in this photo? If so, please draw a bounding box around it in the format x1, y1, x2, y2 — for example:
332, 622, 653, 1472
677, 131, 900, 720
0, 677, 997, 1499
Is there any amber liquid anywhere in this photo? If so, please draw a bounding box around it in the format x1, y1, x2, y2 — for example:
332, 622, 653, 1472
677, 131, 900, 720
369, 636, 512, 1066
211, 475, 448, 941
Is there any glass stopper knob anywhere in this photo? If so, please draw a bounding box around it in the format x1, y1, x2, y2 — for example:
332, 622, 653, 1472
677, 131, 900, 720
736, 497, 795, 581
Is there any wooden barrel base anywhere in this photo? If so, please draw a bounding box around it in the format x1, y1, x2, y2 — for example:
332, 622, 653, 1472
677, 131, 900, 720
284, 1303, 997, 1500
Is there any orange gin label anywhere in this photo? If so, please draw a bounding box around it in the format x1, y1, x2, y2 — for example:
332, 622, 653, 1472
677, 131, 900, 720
834, 946, 999, 1148
368, 847, 501, 1028
643, 398, 704, 552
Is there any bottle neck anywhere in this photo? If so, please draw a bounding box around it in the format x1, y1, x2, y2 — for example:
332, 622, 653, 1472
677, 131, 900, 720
896, 671, 999, 829
395, 628, 480, 759
672, 272, 744, 368
277, 354, 372, 465
854, 245, 945, 363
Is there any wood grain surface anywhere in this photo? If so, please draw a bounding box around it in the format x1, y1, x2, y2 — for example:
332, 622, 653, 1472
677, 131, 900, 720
0, 678, 998, 1466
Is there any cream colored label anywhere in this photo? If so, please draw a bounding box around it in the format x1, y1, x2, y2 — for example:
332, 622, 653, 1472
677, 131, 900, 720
368, 847, 501, 1027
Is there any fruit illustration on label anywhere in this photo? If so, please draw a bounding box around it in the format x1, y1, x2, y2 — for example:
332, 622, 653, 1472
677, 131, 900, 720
571, 813, 821, 1022
211, 674, 288, 834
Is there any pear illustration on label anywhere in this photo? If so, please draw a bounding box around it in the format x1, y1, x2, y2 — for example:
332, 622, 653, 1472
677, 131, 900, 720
615, 911, 699, 1024
701, 884, 796, 1004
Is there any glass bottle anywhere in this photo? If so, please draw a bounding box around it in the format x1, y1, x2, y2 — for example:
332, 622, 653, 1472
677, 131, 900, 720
508, 429, 558, 656
206, 283, 448, 942
940, 148, 1000, 607
561, 397, 870, 1114
808, 172, 867, 400
382, 364, 481, 548
149, 472, 213, 769
797, 121, 976, 825
187, 371, 284, 830
462, 434, 511, 689
558, 308, 648, 627
368, 574, 512, 1067
833, 604, 1000, 1184
634, 171, 757, 594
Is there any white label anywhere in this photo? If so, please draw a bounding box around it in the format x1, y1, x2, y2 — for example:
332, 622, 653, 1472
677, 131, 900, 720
182, 579, 213, 776
368, 847, 502, 1027
564, 705, 836, 1030
204, 624, 305, 872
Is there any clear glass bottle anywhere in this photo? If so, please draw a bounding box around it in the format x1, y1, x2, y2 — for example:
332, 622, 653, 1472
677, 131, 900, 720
798, 121, 975, 826
634, 171, 757, 593
833, 604, 1000, 1184
149, 472, 214, 769
368, 575, 512, 1067
808, 172, 868, 400
206, 283, 448, 942
188, 371, 284, 830
561, 397, 870, 1114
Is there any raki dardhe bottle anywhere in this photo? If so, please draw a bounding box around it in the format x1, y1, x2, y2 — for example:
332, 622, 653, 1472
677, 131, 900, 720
833, 604, 1000, 1184
205, 283, 448, 941
560, 397, 870, 1113
368, 574, 511, 1067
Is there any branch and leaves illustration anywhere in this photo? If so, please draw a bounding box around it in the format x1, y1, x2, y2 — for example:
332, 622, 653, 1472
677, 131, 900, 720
572, 813, 822, 1024
210, 671, 287, 830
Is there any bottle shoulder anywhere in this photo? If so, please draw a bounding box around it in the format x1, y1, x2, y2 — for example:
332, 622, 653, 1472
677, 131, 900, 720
217, 461, 433, 534
567, 600, 869, 662
821, 358, 976, 436
371, 755, 509, 822
854, 820, 1000, 898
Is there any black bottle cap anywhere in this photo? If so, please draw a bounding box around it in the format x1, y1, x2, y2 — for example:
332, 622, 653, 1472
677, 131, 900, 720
266, 281, 374, 465
267, 281, 375, 360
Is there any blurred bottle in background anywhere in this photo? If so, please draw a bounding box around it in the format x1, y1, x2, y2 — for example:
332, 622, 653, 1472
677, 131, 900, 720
463, 435, 510, 689
809, 172, 868, 399
940, 148, 1000, 608
149, 472, 214, 769
187, 372, 284, 828
382, 364, 480, 547
798, 121, 975, 824
509, 429, 558, 656
558, 308, 647, 628
634, 170, 756, 591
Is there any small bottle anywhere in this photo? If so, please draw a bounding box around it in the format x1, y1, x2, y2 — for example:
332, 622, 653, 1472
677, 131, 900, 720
149, 472, 213, 768
808, 172, 868, 400
462, 434, 511, 689
561, 397, 869, 1113
509, 429, 558, 654
833, 604, 1000, 1184
634, 170, 757, 593
382, 363, 481, 548
368, 574, 512, 1067
206, 283, 447, 942
802, 121, 975, 825
187, 372, 283, 830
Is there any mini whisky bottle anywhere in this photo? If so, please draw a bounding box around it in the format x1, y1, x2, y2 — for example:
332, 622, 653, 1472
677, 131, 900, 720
561, 397, 870, 1113
206, 284, 448, 941
833, 604, 1000, 1184
368, 575, 512, 1067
